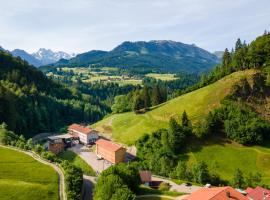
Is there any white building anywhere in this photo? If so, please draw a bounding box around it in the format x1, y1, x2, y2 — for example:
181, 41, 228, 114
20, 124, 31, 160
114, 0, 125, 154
68, 123, 99, 144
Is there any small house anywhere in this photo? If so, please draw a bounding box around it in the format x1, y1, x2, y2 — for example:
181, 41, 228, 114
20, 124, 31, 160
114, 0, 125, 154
139, 170, 152, 186
68, 123, 99, 144
95, 139, 126, 164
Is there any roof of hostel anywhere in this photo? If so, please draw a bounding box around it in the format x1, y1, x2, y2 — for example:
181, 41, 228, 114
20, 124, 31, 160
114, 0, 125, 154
95, 139, 124, 152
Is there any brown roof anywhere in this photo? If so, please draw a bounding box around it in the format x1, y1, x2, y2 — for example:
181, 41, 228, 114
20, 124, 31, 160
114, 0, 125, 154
95, 139, 123, 152
68, 124, 92, 135
139, 170, 152, 183
185, 186, 248, 200
246, 186, 270, 200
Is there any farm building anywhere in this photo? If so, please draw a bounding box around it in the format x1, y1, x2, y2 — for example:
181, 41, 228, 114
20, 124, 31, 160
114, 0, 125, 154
68, 123, 99, 144
47, 134, 74, 154
95, 139, 126, 164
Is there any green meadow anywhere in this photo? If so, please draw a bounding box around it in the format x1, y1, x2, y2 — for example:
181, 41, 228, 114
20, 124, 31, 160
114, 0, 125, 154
92, 69, 270, 185
93, 69, 258, 145
0, 147, 58, 200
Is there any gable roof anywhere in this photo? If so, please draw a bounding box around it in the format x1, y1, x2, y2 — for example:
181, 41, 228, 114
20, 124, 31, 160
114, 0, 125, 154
185, 186, 248, 200
139, 170, 152, 183
68, 123, 92, 135
246, 186, 270, 200
95, 139, 124, 152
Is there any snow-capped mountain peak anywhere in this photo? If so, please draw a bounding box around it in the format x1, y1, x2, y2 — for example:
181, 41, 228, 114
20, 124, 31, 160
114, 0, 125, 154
32, 48, 75, 65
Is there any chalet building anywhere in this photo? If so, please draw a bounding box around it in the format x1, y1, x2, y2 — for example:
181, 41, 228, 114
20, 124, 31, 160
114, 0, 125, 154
95, 139, 126, 164
184, 186, 248, 200
139, 170, 152, 186
68, 123, 99, 144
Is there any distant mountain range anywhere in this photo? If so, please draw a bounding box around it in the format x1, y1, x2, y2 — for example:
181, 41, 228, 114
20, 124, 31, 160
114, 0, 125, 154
0, 46, 75, 67
48, 40, 220, 74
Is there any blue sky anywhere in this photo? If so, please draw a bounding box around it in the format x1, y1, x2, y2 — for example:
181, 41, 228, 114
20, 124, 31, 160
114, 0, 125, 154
0, 0, 269, 54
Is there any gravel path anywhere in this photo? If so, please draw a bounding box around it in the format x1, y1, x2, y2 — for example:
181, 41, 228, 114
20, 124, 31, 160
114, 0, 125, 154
0, 145, 67, 200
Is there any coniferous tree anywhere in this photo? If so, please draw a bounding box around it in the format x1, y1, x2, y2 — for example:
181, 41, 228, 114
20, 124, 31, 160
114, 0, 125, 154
222, 48, 232, 68
233, 168, 245, 188
181, 110, 190, 127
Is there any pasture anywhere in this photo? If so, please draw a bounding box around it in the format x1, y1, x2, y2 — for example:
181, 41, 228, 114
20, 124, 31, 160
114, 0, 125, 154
93, 69, 258, 145
0, 147, 58, 200
145, 73, 177, 81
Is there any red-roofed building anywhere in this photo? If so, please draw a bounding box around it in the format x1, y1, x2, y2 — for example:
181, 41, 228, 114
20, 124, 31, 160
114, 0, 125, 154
68, 123, 99, 144
185, 186, 248, 200
246, 186, 270, 200
95, 139, 126, 164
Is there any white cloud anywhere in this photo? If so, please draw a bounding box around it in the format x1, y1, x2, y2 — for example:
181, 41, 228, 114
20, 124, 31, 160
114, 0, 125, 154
0, 0, 269, 53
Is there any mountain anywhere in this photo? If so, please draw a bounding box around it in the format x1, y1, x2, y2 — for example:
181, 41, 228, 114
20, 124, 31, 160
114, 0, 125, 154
10, 48, 75, 67
32, 48, 75, 65
0, 46, 4, 51
49, 40, 220, 74
11, 49, 43, 67
213, 51, 224, 59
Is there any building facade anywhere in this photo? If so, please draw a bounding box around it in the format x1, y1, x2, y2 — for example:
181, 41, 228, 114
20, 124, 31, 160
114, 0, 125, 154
95, 139, 126, 164
68, 123, 99, 144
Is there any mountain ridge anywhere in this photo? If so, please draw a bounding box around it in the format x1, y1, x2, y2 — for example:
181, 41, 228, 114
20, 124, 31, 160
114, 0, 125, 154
48, 40, 220, 74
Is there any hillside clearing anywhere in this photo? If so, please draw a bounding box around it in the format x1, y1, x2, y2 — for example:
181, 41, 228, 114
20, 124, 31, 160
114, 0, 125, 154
92, 69, 258, 145
185, 135, 270, 185
0, 147, 58, 200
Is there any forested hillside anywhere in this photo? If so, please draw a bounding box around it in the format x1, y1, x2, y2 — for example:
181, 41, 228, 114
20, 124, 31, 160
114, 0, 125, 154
0, 51, 110, 137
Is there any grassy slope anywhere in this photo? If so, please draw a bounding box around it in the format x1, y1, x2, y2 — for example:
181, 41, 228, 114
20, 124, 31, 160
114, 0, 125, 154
186, 135, 270, 185
93, 69, 258, 145
0, 147, 58, 200
58, 150, 95, 176
93, 69, 270, 185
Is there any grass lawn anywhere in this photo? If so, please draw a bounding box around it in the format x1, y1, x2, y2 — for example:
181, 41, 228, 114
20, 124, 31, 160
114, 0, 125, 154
93, 69, 258, 145
0, 147, 58, 200
58, 150, 95, 176
145, 73, 177, 81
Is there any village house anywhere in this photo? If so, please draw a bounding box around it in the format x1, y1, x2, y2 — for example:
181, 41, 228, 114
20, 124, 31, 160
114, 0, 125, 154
184, 186, 248, 200
68, 123, 99, 144
139, 170, 152, 186
245, 186, 270, 200
95, 139, 126, 164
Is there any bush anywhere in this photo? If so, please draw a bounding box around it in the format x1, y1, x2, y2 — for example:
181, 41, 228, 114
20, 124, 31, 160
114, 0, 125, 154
158, 182, 170, 191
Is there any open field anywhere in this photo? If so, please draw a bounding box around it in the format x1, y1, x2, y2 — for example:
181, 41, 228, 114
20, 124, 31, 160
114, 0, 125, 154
92, 69, 258, 145
0, 147, 58, 200
58, 150, 95, 176
145, 73, 177, 81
